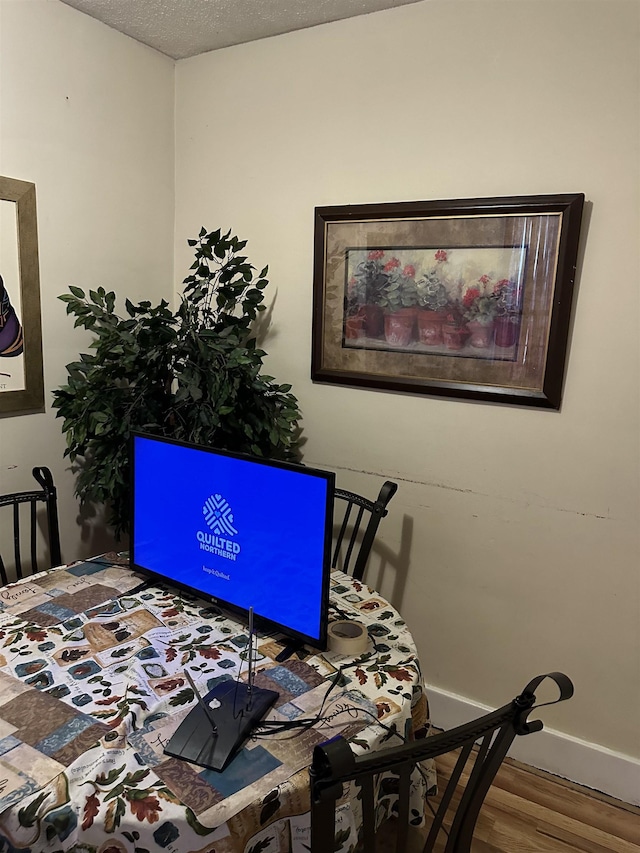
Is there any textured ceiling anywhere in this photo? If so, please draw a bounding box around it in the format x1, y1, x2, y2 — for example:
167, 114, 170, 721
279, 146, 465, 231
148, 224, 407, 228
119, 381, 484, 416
59, 0, 423, 60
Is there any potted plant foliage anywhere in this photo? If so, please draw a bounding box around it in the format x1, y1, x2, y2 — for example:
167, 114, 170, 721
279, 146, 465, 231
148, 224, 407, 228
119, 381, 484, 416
377, 259, 419, 347
493, 278, 522, 348
345, 251, 389, 339
441, 303, 470, 351
415, 270, 450, 345
344, 281, 367, 339
462, 276, 501, 348
53, 227, 301, 538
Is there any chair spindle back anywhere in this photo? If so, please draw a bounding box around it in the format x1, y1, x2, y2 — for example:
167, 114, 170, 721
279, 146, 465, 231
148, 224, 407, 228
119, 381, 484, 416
332, 481, 397, 581
0, 466, 62, 585
310, 672, 574, 853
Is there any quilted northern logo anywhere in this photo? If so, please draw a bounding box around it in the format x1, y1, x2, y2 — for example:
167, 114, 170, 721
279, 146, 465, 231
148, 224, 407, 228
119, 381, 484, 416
203, 494, 237, 537
197, 494, 241, 561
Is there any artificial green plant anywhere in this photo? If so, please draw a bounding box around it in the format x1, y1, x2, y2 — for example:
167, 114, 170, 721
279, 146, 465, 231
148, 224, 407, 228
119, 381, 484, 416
53, 227, 301, 537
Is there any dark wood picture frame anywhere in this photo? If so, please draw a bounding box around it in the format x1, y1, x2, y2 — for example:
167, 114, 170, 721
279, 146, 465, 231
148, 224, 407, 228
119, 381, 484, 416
312, 194, 584, 409
0, 176, 44, 415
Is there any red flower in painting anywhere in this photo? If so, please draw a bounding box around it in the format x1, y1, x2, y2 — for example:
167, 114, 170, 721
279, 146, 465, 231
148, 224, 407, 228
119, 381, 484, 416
478, 274, 491, 285
434, 249, 448, 262
26, 629, 47, 642
129, 795, 162, 823
463, 286, 480, 308
368, 250, 384, 261
82, 793, 100, 830
403, 265, 416, 278
383, 257, 401, 272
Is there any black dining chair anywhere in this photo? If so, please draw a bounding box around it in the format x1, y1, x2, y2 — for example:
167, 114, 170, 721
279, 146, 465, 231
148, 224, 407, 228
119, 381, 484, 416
310, 671, 574, 853
0, 466, 62, 586
332, 480, 398, 582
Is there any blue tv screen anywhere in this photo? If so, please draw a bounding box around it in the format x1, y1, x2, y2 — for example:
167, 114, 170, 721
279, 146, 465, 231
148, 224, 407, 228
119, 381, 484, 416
130, 433, 335, 650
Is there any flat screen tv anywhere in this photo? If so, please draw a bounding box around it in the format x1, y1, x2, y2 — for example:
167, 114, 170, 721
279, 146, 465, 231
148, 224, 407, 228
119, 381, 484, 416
130, 433, 335, 652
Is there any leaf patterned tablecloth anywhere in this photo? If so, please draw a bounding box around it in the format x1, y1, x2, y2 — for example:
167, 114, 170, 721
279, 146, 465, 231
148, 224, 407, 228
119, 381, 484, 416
0, 561, 435, 853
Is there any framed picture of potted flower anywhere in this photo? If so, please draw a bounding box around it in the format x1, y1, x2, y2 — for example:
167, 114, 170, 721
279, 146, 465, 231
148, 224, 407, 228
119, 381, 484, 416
311, 193, 584, 409
0, 176, 44, 415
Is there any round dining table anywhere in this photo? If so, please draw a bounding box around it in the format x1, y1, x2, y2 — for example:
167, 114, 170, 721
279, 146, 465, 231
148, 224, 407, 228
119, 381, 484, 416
0, 555, 434, 853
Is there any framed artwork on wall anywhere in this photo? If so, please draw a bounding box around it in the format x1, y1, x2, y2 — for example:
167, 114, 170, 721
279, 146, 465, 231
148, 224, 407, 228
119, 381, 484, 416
0, 176, 44, 415
312, 193, 584, 409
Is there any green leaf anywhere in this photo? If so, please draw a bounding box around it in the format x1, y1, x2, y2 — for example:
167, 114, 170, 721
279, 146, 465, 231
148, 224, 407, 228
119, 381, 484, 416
122, 769, 150, 786
104, 783, 126, 802
186, 807, 216, 837
18, 791, 50, 828
69, 285, 86, 298
169, 688, 195, 707
106, 795, 126, 832
95, 764, 126, 786
125, 787, 153, 801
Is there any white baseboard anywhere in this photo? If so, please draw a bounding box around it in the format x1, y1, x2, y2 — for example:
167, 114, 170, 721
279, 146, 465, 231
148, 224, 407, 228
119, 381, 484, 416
425, 683, 640, 807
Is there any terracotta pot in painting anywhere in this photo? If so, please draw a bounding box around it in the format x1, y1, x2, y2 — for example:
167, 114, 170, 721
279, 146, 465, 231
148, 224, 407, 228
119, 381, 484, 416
467, 319, 495, 349
417, 309, 448, 346
363, 303, 384, 338
442, 323, 469, 351
384, 308, 416, 347
344, 312, 366, 340
494, 315, 520, 348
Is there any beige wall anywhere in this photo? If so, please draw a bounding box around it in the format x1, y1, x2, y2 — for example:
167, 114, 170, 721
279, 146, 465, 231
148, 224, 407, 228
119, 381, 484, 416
175, 0, 640, 759
0, 0, 174, 555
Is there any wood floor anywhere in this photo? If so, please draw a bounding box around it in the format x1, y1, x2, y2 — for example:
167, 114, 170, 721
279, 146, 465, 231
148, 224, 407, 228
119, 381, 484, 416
380, 754, 640, 853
